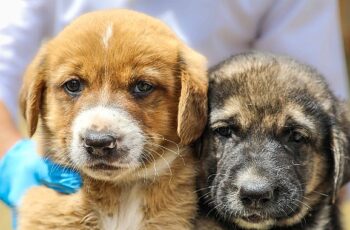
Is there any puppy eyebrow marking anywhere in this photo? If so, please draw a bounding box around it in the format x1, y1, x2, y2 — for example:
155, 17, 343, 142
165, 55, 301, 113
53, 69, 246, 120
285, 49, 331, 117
284, 106, 316, 132
141, 67, 161, 77
102, 24, 113, 49
210, 98, 240, 123
210, 110, 240, 128
51, 64, 83, 87
210, 109, 234, 125
210, 97, 247, 127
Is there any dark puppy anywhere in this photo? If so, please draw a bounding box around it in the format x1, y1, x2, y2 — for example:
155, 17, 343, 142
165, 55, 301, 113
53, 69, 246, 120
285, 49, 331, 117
197, 52, 350, 229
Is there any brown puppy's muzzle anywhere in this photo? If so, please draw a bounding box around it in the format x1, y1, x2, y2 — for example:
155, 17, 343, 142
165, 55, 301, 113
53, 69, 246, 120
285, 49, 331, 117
83, 130, 118, 159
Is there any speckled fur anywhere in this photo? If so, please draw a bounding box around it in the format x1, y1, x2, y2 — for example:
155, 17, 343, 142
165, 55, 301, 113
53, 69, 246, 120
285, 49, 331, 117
197, 52, 350, 230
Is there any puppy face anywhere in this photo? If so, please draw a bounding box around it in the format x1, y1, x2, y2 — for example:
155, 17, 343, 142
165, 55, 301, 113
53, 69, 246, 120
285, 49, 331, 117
199, 52, 350, 229
20, 10, 207, 181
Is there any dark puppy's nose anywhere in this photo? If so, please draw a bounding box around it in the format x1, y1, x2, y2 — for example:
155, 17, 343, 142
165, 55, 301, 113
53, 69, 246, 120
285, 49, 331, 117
239, 180, 275, 208
83, 130, 117, 157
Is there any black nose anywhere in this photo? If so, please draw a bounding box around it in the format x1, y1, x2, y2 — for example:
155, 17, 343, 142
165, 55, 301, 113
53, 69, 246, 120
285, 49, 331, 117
83, 130, 117, 157
239, 180, 275, 208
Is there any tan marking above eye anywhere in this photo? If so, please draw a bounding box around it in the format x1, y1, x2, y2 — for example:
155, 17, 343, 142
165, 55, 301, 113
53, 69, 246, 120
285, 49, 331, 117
282, 104, 317, 132
140, 67, 161, 78
210, 118, 232, 128
210, 108, 240, 126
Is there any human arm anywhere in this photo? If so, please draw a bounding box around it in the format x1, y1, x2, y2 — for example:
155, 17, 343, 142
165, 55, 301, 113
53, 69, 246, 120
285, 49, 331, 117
0, 102, 82, 208
0, 1, 82, 208
0, 102, 21, 157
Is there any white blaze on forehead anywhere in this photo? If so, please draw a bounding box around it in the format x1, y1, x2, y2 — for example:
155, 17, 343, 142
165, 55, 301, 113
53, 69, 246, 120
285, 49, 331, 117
102, 24, 113, 49
98, 84, 111, 105
70, 106, 145, 167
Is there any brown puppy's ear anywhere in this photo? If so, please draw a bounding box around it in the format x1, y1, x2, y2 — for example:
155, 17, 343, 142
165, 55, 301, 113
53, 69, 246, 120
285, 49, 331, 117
177, 46, 208, 145
19, 47, 47, 137
331, 101, 350, 203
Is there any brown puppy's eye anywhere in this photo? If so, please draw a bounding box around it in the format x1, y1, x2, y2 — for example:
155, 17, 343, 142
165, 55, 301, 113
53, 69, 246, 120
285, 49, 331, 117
215, 127, 232, 138
64, 79, 83, 96
133, 81, 154, 96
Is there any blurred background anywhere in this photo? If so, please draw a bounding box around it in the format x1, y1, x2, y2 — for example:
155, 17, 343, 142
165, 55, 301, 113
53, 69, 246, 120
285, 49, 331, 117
341, 0, 350, 70
1, 0, 350, 229
339, 0, 350, 228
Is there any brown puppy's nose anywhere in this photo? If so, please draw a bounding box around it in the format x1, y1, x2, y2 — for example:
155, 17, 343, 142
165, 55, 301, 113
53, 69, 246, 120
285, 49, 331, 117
239, 180, 275, 208
83, 131, 117, 157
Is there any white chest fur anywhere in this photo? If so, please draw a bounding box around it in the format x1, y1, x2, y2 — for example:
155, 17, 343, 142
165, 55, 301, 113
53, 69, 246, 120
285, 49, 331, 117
100, 184, 144, 230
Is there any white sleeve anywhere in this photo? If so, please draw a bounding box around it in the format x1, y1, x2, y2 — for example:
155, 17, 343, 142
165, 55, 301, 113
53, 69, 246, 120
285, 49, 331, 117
253, 0, 348, 99
0, 0, 54, 119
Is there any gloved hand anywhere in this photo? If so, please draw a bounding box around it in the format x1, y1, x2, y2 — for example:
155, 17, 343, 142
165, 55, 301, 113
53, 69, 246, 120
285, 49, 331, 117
0, 139, 82, 208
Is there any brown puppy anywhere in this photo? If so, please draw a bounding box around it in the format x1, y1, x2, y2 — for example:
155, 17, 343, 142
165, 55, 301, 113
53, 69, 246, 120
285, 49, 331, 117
197, 52, 350, 229
18, 10, 207, 229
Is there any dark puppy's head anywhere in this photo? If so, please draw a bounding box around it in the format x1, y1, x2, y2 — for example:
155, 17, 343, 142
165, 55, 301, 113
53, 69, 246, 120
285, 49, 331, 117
198, 52, 350, 229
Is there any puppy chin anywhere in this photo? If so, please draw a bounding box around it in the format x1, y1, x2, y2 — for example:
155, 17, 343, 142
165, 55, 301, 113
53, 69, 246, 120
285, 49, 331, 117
232, 204, 307, 229
235, 218, 275, 230
70, 146, 142, 181
81, 162, 140, 181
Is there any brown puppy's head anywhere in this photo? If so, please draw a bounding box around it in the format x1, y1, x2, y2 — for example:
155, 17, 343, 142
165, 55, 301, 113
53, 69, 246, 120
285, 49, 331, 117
198, 52, 350, 229
20, 10, 207, 181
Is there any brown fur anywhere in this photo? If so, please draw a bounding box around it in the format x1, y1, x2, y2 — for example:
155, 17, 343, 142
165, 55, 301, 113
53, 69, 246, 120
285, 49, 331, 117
18, 10, 207, 229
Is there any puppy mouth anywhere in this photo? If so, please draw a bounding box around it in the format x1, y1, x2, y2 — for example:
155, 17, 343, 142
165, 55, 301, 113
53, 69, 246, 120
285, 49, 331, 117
235, 214, 275, 230
88, 163, 122, 171
234, 203, 299, 226
241, 214, 268, 223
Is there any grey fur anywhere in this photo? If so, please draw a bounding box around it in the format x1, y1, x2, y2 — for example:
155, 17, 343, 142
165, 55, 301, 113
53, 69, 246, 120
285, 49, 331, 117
197, 52, 350, 230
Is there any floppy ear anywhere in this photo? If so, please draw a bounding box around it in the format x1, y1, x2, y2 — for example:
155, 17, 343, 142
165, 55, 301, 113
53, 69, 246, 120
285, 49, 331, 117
331, 102, 350, 203
19, 47, 47, 137
194, 135, 203, 159
177, 46, 208, 145
194, 128, 211, 160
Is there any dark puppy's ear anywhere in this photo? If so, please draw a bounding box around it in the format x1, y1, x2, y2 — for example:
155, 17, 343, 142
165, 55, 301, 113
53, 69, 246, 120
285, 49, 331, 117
331, 101, 350, 203
19, 46, 47, 137
194, 134, 204, 159
194, 127, 211, 159
177, 46, 208, 145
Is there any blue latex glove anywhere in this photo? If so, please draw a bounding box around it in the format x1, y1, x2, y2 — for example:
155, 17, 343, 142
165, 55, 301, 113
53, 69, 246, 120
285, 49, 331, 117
0, 139, 82, 208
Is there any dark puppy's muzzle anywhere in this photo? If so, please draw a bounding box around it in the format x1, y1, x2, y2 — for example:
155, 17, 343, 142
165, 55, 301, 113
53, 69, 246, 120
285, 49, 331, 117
237, 138, 281, 208
239, 178, 276, 209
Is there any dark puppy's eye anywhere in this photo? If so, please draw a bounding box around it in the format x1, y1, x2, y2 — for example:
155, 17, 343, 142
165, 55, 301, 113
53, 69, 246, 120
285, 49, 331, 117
215, 126, 233, 138
64, 79, 83, 96
289, 130, 308, 144
133, 81, 154, 96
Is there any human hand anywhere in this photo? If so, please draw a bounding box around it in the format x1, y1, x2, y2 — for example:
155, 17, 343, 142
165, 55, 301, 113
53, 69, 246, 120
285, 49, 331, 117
0, 139, 82, 208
